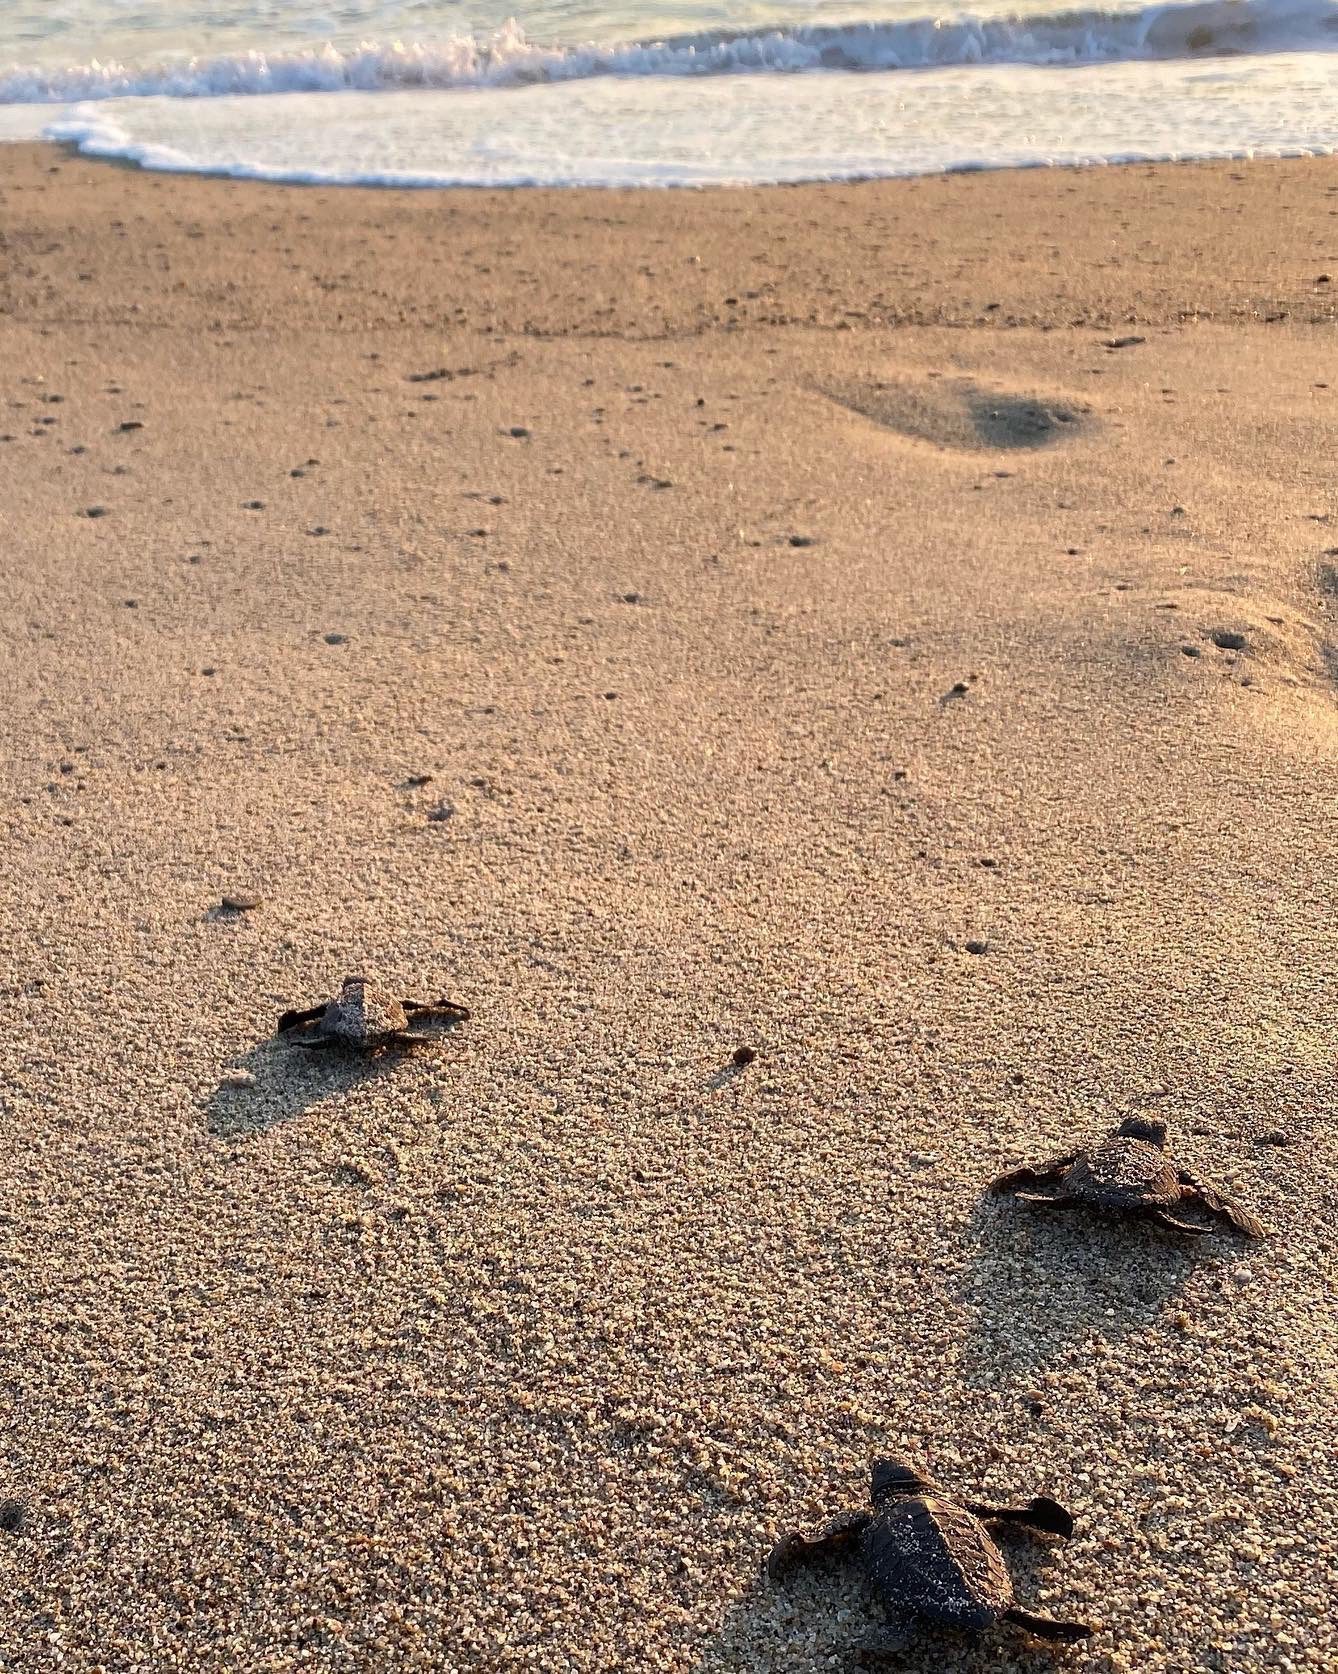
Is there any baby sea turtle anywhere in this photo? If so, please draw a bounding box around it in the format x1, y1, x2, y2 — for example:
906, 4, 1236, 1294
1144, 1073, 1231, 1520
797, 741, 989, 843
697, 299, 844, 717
989, 1115, 1265, 1237
769, 1456, 1092, 1656
277, 976, 469, 1054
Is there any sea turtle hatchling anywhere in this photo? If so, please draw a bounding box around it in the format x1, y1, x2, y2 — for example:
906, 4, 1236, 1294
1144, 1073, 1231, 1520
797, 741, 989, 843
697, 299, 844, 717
989, 1115, 1266, 1237
768, 1456, 1092, 1657
277, 976, 470, 1054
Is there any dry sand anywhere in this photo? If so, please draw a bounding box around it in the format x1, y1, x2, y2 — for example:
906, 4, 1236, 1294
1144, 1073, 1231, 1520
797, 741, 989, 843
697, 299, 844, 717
0, 145, 1335, 1672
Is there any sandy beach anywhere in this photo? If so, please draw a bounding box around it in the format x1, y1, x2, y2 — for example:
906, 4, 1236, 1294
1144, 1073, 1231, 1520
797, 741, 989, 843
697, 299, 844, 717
1, 143, 1335, 1672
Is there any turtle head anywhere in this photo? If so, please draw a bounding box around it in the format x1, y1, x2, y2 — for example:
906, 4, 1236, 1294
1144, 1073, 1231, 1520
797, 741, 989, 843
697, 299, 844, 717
341, 974, 368, 994
870, 1457, 937, 1506
1116, 1114, 1168, 1148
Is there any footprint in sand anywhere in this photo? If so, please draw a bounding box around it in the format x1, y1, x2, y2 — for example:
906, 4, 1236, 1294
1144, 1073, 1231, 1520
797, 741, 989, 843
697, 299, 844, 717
815, 374, 1092, 454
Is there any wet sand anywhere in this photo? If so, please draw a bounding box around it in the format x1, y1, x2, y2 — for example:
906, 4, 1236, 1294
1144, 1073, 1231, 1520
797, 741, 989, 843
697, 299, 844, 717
0, 143, 1335, 1672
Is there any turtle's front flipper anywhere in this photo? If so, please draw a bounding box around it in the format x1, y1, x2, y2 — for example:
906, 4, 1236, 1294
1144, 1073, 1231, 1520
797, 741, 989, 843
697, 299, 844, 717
766, 1511, 870, 1583
403, 997, 472, 1021
293, 1034, 339, 1050
1148, 1207, 1210, 1236
968, 1495, 1074, 1538
277, 1004, 325, 1034
1178, 1172, 1266, 1239
1004, 1607, 1093, 1643
989, 1155, 1077, 1195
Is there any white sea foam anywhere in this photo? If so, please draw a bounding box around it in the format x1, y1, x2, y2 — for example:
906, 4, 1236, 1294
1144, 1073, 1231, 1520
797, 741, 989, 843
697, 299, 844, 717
3, 0, 1336, 106
38, 53, 1338, 188
6, 0, 1338, 187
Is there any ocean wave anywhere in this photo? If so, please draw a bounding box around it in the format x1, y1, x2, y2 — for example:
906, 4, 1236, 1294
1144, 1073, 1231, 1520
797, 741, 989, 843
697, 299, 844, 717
4, 0, 1337, 104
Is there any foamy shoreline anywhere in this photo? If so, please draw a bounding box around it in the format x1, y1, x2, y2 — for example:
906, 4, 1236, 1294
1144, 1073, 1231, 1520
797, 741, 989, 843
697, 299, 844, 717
4, 0, 1338, 188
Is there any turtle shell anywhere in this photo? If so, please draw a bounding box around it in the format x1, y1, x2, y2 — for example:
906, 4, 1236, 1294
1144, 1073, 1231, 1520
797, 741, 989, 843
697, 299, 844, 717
1064, 1135, 1179, 1210
322, 978, 409, 1043
861, 1495, 1013, 1632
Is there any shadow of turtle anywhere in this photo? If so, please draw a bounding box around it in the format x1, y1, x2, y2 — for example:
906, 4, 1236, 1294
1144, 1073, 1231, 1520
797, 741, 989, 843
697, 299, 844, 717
692, 1540, 1105, 1673
202, 901, 260, 925
205, 1016, 467, 1138
954, 1190, 1255, 1393
704, 1060, 752, 1092
206, 1038, 390, 1137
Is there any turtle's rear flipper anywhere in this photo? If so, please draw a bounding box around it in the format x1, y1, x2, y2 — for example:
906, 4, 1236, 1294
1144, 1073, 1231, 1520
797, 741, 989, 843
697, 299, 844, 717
278, 1004, 325, 1034
1179, 1174, 1266, 1239
766, 1511, 870, 1583
1149, 1207, 1210, 1236
969, 1496, 1074, 1538
1005, 1607, 1093, 1643
988, 1155, 1076, 1195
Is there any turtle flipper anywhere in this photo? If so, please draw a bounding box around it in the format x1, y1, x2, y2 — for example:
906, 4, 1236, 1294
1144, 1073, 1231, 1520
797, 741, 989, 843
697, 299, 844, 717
293, 1033, 339, 1050
968, 1495, 1074, 1538
766, 1510, 871, 1582
277, 1003, 326, 1034
1177, 1172, 1266, 1239
1013, 1190, 1066, 1206
1148, 1207, 1210, 1236
1004, 1607, 1093, 1643
402, 997, 472, 1022
989, 1155, 1077, 1195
